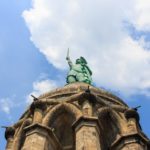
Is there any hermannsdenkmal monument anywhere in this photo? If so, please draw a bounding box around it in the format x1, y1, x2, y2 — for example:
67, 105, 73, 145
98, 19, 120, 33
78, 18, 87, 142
4, 52, 150, 150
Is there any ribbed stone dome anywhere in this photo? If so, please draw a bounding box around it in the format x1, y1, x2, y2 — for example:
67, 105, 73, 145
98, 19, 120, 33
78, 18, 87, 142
5, 82, 149, 150
38, 82, 127, 107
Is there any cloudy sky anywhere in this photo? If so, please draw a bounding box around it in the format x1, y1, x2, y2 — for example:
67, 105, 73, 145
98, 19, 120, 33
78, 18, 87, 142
0, 0, 150, 149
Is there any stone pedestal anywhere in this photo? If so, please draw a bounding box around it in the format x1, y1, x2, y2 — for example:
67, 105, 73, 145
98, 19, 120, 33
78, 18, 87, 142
4, 83, 150, 150
73, 117, 101, 150
22, 123, 61, 150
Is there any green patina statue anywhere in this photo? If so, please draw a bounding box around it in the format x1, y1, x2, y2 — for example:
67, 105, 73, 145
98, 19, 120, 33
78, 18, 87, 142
66, 49, 92, 84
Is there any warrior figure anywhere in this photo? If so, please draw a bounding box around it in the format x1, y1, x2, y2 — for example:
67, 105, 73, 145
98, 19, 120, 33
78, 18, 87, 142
66, 50, 92, 84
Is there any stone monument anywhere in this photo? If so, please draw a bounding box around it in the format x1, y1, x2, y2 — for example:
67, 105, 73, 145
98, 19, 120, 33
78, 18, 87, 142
4, 55, 150, 150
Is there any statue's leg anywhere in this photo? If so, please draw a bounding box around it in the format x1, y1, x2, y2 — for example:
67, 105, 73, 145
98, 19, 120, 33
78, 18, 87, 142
67, 75, 76, 83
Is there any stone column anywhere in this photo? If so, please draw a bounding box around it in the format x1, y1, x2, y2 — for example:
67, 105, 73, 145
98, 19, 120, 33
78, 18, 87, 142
31, 101, 45, 123
125, 109, 140, 133
82, 100, 93, 117
78, 92, 94, 117
5, 127, 15, 150
111, 133, 148, 150
121, 144, 144, 150
73, 117, 102, 150
111, 109, 148, 150
22, 123, 62, 150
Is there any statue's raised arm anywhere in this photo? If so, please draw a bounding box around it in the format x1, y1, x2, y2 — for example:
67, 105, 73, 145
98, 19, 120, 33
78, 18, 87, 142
66, 48, 73, 68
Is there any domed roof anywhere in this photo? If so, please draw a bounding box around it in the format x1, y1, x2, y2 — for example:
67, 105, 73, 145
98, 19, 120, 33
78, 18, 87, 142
38, 82, 128, 107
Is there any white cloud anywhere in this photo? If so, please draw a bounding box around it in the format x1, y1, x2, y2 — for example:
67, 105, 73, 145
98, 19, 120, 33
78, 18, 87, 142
0, 96, 24, 116
26, 79, 58, 104
0, 98, 13, 114
131, 0, 150, 31
23, 0, 150, 96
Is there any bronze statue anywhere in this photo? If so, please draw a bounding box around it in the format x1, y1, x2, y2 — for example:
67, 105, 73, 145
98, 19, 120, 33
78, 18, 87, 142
66, 49, 92, 84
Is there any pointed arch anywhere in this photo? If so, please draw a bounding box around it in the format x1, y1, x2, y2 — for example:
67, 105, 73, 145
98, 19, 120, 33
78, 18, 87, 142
98, 107, 124, 149
42, 103, 82, 126
98, 107, 123, 129
42, 103, 82, 149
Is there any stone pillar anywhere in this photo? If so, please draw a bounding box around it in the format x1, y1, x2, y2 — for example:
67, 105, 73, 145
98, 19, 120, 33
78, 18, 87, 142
5, 127, 15, 150
13, 118, 32, 150
82, 100, 93, 117
111, 109, 148, 150
124, 109, 140, 133
121, 144, 144, 150
78, 92, 94, 117
31, 101, 45, 123
22, 123, 62, 150
111, 133, 148, 150
73, 117, 101, 150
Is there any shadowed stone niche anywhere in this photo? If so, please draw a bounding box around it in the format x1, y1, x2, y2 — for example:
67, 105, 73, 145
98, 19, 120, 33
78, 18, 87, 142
4, 82, 149, 150
42, 103, 82, 150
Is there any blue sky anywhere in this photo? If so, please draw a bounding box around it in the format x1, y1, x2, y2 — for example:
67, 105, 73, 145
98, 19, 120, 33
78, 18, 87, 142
0, 0, 60, 148
0, 0, 150, 149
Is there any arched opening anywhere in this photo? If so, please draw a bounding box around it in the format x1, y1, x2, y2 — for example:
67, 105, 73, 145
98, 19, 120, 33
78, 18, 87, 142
51, 111, 75, 149
98, 107, 121, 150
43, 103, 82, 150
